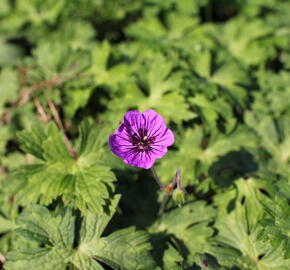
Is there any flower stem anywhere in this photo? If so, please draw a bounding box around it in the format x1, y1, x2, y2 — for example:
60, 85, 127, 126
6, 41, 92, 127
158, 193, 169, 216
176, 168, 182, 190
150, 166, 164, 190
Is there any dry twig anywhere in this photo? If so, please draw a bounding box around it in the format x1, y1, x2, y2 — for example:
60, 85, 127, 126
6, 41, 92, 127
34, 98, 50, 123
47, 100, 76, 158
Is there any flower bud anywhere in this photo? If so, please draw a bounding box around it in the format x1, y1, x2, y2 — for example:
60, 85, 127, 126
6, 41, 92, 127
172, 188, 185, 207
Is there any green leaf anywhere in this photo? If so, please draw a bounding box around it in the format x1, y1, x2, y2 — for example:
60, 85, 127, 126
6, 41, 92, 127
4, 205, 74, 270
5, 197, 155, 270
152, 200, 216, 265
63, 87, 93, 119
208, 178, 290, 269
29, 41, 91, 81
89, 41, 131, 88
157, 126, 257, 185
216, 17, 275, 66
16, 0, 66, 25
125, 12, 201, 50
37, 20, 96, 49
259, 197, 290, 259
189, 94, 236, 131
80, 228, 154, 270
162, 243, 184, 270
0, 215, 16, 235
0, 40, 23, 66
12, 120, 115, 213
0, 68, 18, 115
245, 113, 290, 176
0, 126, 11, 157
105, 55, 195, 124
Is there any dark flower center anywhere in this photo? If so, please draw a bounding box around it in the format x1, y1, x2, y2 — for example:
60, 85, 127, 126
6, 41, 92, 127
130, 128, 155, 151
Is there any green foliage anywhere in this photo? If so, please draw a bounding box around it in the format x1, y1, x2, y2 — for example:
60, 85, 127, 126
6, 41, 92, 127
259, 197, 290, 259
0, 68, 18, 115
1, 0, 290, 269
152, 200, 216, 266
209, 179, 290, 269
4, 196, 155, 270
157, 126, 257, 185
8, 120, 115, 213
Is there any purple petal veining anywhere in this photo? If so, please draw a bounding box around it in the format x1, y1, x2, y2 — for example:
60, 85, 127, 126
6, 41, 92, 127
109, 109, 174, 169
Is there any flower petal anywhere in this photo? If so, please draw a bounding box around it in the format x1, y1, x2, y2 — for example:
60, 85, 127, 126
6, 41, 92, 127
149, 145, 168, 159
123, 110, 144, 137
109, 134, 134, 158
108, 109, 174, 169
152, 128, 174, 147
142, 109, 167, 138
123, 150, 156, 169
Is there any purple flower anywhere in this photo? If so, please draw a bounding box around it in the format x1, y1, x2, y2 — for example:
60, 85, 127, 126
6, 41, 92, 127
109, 110, 174, 169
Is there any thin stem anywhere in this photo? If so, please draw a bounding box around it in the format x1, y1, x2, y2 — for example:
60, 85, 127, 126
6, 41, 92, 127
34, 98, 50, 123
47, 100, 65, 131
150, 166, 164, 190
176, 168, 182, 190
158, 193, 169, 216
47, 100, 77, 159
18, 75, 62, 106
170, 174, 178, 189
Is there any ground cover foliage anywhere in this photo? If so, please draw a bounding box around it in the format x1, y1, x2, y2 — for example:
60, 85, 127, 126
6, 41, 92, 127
1, 0, 290, 269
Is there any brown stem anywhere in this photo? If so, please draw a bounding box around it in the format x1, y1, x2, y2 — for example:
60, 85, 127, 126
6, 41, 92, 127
18, 75, 62, 106
156, 168, 182, 215
0, 64, 81, 125
47, 100, 77, 159
176, 168, 182, 190
34, 98, 50, 123
150, 166, 164, 190
1, 78, 60, 125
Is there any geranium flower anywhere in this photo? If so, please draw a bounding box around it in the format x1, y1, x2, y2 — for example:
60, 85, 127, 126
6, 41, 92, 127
109, 109, 174, 169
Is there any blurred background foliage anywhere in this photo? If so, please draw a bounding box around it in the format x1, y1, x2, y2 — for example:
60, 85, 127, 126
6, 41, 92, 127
1, 0, 290, 269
